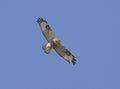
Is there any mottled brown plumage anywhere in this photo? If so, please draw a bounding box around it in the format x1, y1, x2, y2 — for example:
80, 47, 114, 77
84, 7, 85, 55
37, 18, 76, 65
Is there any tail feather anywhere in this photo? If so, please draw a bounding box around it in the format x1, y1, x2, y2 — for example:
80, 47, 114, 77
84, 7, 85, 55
42, 43, 52, 54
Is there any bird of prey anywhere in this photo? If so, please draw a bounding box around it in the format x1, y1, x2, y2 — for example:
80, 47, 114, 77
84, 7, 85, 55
37, 18, 76, 64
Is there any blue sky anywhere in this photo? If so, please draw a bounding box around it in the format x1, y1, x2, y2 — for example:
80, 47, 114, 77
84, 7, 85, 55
0, 0, 119, 89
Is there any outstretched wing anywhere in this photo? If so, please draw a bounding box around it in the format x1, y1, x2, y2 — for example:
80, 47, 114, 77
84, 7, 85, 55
37, 18, 55, 42
53, 42, 76, 65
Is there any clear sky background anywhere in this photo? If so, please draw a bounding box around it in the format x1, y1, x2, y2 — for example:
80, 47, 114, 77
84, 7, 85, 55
0, 0, 119, 89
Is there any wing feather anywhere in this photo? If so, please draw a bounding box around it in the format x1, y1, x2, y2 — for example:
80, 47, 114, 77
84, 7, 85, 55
53, 42, 76, 65
37, 18, 55, 42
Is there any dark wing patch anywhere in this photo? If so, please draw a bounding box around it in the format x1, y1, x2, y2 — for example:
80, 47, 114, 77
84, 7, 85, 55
53, 42, 76, 65
65, 49, 76, 64
37, 18, 48, 23
65, 50, 71, 56
46, 25, 51, 30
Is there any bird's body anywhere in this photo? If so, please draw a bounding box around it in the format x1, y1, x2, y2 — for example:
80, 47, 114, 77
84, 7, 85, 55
37, 18, 76, 65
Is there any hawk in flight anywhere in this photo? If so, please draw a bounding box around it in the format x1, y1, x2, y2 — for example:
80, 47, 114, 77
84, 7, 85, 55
37, 18, 76, 64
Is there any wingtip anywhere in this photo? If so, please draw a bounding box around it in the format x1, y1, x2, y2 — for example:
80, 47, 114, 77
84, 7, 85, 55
72, 58, 76, 65
36, 18, 47, 23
